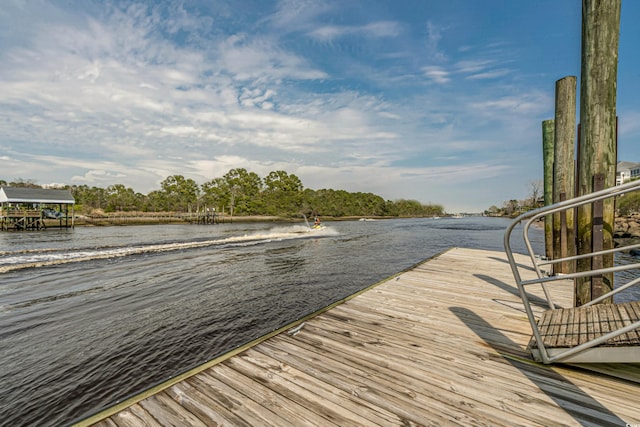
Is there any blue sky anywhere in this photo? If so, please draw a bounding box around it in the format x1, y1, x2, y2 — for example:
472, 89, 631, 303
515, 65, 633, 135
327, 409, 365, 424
1, 0, 639, 212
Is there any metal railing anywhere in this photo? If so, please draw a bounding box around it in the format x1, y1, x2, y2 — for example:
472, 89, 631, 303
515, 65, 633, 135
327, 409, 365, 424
504, 179, 640, 364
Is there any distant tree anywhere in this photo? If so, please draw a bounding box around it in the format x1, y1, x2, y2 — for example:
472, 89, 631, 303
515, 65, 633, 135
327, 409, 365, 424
617, 192, 640, 216
300, 188, 322, 217
160, 175, 199, 211
222, 168, 263, 215
351, 192, 388, 216
9, 178, 40, 188
71, 185, 107, 212
305, 189, 350, 216
528, 180, 543, 210
392, 199, 424, 216
503, 199, 519, 216
105, 184, 137, 212
485, 205, 501, 216
201, 177, 230, 213
425, 203, 444, 216
263, 171, 304, 216
144, 190, 168, 212
8, 171, 447, 219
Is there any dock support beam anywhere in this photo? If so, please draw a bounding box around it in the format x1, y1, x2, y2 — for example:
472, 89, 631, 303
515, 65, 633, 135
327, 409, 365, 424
542, 119, 555, 263
575, 0, 620, 306
553, 76, 577, 274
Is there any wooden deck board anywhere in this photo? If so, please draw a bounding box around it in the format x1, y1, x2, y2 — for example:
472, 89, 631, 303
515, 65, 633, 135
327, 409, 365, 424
79, 247, 640, 427
537, 301, 640, 349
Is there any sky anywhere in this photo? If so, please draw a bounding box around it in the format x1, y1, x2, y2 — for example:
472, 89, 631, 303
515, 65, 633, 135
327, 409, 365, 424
1, 1, 639, 213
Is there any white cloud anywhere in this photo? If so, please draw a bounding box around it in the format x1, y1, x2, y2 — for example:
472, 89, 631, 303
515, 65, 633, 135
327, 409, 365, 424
465, 69, 511, 80
422, 66, 450, 84
469, 92, 549, 115
160, 126, 199, 136
425, 21, 447, 62
307, 26, 344, 41
216, 34, 327, 82
71, 169, 126, 184
269, 0, 333, 31
456, 59, 495, 73
308, 21, 401, 41
4, 0, 616, 211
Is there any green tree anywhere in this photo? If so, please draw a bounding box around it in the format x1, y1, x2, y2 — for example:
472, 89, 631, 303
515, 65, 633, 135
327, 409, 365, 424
201, 177, 231, 213
503, 199, 520, 216
160, 175, 199, 212
617, 192, 640, 216
222, 168, 263, 215
392, 199, 423, 216
7, 171, 447, 219
485, 205, 501, 216
144, 190, 168, 212
263, 171, 304, 216
105, 184, 137, 212
71, 185, 108, 211
352, 192, 387, 216
8, 178, 40, 188
385, 199, 443, 216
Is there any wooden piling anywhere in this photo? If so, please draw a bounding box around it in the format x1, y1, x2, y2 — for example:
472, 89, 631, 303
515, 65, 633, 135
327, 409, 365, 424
542, 119, 555, 263
575, 0, 620, 306
553, 76, 577, 274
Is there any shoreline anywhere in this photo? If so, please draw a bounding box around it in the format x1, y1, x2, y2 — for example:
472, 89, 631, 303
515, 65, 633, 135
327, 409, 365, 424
42, 214, 640, 243
73, 214, 288, 227
67, 214, 420, 227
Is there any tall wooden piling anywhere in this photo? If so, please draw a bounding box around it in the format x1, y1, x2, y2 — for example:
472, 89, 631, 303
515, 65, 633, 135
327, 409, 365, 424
553, 76, 577, 274
542, 120, 555, 262
575, 0, 620, 306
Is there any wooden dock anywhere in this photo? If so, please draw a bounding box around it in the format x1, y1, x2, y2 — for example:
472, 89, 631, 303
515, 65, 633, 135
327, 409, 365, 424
0, 208, 45, 230
79, 247, 640, 426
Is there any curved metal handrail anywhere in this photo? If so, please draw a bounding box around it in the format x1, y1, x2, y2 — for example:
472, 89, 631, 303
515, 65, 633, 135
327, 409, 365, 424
504, 179, 640, 364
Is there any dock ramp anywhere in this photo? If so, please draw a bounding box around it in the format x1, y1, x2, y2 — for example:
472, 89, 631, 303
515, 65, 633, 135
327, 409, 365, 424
505, 179, 640, 364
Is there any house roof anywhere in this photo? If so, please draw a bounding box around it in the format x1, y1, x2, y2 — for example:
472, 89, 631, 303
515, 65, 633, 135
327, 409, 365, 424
0, 187, 75, 204
617, 161, 640, 172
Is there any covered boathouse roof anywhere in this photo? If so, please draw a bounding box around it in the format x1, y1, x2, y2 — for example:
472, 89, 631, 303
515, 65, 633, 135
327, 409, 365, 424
0, 187, 75, 204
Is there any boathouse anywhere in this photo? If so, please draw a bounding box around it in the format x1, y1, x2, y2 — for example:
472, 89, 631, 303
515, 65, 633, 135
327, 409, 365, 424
0, 187, 75, 230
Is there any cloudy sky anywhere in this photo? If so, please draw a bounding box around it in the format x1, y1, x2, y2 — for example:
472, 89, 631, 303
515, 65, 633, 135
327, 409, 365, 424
1, 1, 639, 212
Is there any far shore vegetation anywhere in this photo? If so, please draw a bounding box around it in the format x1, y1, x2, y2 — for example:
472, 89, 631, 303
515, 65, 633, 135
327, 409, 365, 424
1, 169, 445, 219
487, 178, 640, 218
10, 173, 637, 221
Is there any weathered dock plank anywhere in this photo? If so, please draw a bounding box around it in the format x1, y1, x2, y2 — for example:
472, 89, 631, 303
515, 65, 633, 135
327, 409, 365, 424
536, 301, 640, 348
79, 247, 640, 427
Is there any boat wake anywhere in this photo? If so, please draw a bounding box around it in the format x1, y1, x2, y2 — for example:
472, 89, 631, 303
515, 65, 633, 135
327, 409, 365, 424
0, 225, 337, 273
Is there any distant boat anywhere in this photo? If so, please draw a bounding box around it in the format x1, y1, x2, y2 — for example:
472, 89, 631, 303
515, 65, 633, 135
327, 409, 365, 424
42, 208, 65, 219
451, 214, 464, 219
359, 218, 376, 221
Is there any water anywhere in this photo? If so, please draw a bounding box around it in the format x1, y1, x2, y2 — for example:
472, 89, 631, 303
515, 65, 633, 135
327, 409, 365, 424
0, 217, 637, 426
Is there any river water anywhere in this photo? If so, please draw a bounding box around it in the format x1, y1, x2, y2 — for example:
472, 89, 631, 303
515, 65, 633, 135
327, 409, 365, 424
0, 216, 637, 426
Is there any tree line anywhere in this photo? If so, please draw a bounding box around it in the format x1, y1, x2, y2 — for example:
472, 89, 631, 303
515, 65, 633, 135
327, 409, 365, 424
486, 177, 640, 217
485, 180, 543, 217
1, 169, 444, 218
